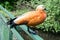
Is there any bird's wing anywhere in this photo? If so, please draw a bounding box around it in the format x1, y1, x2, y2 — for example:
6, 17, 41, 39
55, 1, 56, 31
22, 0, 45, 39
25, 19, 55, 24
13, 11, 37, 24
28, 16, 42, 26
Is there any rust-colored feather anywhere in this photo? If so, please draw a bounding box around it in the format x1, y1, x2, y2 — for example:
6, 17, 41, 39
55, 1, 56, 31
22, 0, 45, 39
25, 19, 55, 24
14, 10, 46, 27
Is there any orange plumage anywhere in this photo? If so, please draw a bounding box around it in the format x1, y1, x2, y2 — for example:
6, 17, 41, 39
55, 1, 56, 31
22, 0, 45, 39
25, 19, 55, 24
13, 5, 46, 27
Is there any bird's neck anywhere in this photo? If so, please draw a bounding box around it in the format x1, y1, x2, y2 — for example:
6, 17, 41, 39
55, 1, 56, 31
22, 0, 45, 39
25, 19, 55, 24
37, 10, 46, 17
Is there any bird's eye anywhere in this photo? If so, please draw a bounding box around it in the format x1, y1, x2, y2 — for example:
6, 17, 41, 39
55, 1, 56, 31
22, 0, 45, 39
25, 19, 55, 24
44, 8, 46, 10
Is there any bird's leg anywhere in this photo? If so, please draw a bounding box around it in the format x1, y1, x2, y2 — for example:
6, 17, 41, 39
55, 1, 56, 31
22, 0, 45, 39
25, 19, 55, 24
27, 26, 30, 32
30, 26, 38, 33
27, 26, 37, 34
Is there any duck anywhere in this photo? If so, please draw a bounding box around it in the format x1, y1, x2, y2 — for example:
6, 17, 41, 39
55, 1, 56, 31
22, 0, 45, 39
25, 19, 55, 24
7, 5, 47, 34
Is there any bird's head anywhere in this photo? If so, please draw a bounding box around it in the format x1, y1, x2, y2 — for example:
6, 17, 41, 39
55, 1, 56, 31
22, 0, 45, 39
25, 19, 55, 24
36, 5, 46, 11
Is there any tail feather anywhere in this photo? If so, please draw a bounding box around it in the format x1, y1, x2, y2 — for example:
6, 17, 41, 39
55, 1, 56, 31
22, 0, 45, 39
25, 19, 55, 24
7, 18, 17, 28
7, 18, 16, 25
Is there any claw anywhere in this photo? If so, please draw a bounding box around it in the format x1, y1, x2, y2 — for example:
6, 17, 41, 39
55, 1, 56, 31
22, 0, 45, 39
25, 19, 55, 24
27, 27, 37, 35
28, 29, 37, 35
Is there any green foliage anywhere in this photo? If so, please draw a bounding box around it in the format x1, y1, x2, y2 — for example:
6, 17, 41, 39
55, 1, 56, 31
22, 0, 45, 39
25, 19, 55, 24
12, 8, 30, 16
0, 0, 18, 11
37, 0, 60, 33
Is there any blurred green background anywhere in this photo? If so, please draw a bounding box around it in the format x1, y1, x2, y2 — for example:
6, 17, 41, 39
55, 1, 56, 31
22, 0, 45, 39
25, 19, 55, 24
0, 0, 60, 33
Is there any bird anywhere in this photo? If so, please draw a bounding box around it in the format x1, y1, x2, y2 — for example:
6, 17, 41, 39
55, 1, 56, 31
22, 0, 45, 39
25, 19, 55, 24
7, 5, 47, 34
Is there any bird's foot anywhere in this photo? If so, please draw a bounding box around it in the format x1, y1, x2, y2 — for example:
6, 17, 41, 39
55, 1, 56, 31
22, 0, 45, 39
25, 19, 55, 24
29, 30, 37, 35
27, 26, 38, 35
28, 29, 37, 35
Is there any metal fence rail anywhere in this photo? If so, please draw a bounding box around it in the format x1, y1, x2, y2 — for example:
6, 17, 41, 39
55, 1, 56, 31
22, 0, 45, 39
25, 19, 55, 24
0, 14, 24, 40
